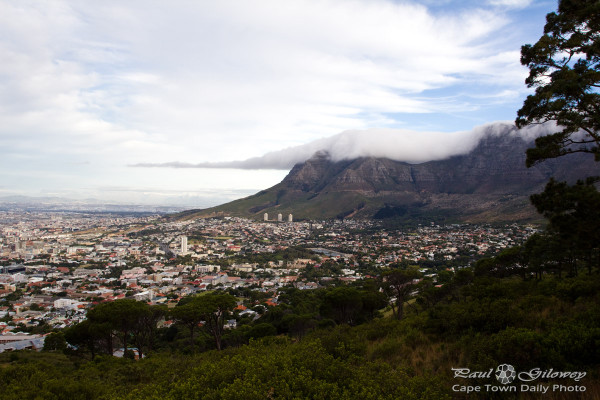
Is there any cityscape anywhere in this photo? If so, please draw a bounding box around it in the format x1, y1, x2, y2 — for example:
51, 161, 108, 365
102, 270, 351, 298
0, 208, 535, 351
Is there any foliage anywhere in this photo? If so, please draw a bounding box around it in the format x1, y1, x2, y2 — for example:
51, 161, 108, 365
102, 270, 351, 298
246, 322, 277, 339
42, 331, 67, 352
319, 286, 386, 326
0, 338, 450, 400
530, 177, 600, 274
382, 267, 421, 320
171, 292, 237, 351
65, 300, 165, 358
476, 177, 600, 279
516, 0, 600, 165
2, 268, 600, 399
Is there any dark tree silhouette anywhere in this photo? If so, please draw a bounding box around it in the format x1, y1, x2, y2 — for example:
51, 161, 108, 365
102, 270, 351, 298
516, 0, 600, 166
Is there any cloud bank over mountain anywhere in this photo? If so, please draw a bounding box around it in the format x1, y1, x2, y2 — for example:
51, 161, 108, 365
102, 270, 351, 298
132, 121, 556, 170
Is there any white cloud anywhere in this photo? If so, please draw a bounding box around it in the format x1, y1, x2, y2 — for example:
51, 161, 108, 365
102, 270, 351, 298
0, 2, 522, 148
488, 0, 534, 9
132, 121, 558, 170
0, 0, 552, 203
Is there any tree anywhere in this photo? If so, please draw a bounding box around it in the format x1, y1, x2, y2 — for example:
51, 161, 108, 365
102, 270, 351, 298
247, 322, 277, 339
170, 299, 205, 353
42, 331, 67, 352
516, 0, 600, 166
74, 299, 163, 358
197, 293, 237, 351
359, 288, 387, 321
319, 287, 363, 326
523, 232, 567, 279
87, 299, 151, 356
172, 293, 237, 351
64, 319, 111, 358
383, 268, 421, 320
474, 246, 526, 279
280, 313, 317, 338
530, 177, 600, 274
131, 305, 166, 358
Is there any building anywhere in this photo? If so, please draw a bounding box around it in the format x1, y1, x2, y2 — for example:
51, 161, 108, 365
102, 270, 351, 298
288, 214, 293, 222
0, 334, 45, 353
264, 213, 268, 221
231, 263, 255, 273
195, 264, 219, 273
134, 290, 154, 302
289, 258, 313, 269
181, 236, 188, 254
277, 213, 282, 222
53, 298, 80, 310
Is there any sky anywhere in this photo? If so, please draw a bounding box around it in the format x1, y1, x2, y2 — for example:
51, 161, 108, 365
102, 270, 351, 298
0, 0, 558, 207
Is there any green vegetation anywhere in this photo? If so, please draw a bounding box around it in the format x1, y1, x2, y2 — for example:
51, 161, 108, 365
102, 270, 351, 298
171, 293, 236, 351
64, 299, 166, 359
1, 270, 599, 399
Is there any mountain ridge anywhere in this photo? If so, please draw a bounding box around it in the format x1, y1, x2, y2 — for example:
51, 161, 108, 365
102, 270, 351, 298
185, 126, 600, 223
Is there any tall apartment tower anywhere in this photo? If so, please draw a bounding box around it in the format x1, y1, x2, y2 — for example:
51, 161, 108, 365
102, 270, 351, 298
288, 214, 293, 222
264, 213, 268, 221
277, 213, 283, 222
181, 236, 188, 254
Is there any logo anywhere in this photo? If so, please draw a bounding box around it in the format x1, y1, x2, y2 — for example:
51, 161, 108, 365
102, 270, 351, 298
452, 364, 587, 394
495, 364, 516, 384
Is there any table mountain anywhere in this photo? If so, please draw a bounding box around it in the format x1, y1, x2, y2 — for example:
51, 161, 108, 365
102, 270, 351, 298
189, 125, 600, 223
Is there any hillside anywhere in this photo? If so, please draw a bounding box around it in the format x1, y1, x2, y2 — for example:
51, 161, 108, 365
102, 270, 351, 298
186, 126, 600, 223
2, 273, 599, 399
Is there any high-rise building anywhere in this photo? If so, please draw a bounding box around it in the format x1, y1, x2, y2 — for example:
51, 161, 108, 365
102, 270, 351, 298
181, 236, 188, 254
277, 213, 283, 222
264, 213, 268, 221
288, 214, 293, 222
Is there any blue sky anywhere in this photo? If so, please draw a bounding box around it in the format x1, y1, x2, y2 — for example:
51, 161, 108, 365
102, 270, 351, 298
0, 0, 557, 207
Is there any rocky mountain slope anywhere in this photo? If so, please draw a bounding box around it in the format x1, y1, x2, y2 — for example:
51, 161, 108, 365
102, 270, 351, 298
188, 127, 600, 223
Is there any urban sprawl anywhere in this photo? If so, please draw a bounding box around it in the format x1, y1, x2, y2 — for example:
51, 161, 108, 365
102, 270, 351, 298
0, 210, 536, 351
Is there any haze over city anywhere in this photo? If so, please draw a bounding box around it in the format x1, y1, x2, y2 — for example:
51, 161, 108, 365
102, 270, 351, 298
1, 0, 556, 207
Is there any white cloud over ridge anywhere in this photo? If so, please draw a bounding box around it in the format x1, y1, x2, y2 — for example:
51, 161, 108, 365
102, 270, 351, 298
133, 121, 557, 170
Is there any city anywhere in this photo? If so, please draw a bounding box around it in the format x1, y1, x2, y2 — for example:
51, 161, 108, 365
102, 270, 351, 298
0, 209, 536, 350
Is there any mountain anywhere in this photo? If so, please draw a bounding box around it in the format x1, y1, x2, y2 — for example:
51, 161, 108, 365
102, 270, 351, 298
188, 126, 600, 223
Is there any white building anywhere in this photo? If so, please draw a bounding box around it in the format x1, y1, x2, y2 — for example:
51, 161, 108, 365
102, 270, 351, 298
134, 290, 154, 302
53, 298, 80, 310
195, 264, 219, 273
181, 236, 188, 254
264, 213, 268, 221
288, 214, 293, 222
12, 273, 28, 283
231, 263, 255, 273
277, 213, 283, 222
